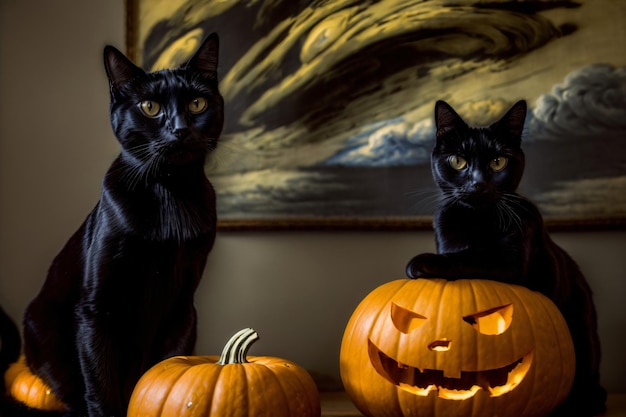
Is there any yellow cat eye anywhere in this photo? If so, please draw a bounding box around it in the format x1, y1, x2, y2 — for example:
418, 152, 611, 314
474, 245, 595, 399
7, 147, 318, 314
490, 156, 508, 172
189, 97, 208, 114
138, 100, 161, 118
448, 155, 467, 170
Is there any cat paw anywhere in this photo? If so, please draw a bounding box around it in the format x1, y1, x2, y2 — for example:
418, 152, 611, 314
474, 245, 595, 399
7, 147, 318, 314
406, 253, 440, 278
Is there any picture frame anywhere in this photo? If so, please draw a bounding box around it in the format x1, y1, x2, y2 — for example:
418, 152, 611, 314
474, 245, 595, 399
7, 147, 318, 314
126, 0, 626, 231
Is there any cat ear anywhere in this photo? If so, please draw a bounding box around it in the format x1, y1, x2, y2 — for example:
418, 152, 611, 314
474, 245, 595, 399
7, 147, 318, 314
103, 46, 145, 89
491, 100, 527, 139
435, 100, 467, 139
185, 33, 219, 77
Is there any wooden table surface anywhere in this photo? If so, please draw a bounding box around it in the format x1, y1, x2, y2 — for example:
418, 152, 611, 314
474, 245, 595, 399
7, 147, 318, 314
320, 392, 626, 417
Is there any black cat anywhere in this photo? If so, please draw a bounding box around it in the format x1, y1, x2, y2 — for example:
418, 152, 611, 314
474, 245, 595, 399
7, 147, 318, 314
406, 100, 606, 416
1, 34, 223, 417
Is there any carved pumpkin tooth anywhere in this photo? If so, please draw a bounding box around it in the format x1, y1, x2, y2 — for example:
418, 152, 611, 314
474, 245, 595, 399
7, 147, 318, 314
438, 386, 481, 400
488, 351, 534, 397
399, 383, 436, 397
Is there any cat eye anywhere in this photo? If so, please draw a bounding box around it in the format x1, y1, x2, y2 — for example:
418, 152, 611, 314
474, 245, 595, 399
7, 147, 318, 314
448, 155, 467, 170
138, 100, 161, 118
490, 156, 508, 172
189, 97, 208, 114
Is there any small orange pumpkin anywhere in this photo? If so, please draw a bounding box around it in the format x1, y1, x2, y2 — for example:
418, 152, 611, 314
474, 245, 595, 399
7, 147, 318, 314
340, 278, 576, 417
4, 355, 67, 411
128, 328, 321, 417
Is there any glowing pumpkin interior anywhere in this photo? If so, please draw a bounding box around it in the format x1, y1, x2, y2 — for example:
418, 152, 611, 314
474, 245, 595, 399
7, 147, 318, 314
368, 302, 532, 400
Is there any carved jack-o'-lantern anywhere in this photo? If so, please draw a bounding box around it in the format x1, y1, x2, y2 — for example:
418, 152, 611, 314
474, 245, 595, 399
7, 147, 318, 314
340, 279, 575, 417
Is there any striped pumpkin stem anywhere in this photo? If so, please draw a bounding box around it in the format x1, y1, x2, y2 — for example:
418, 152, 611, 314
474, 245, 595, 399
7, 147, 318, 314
217, 328, 260, 365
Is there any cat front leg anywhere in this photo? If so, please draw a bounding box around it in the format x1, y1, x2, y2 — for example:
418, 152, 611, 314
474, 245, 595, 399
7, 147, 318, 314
405, 252, 485, 279
406, 249, 524, 282
75, 303, 125, 417
406, 253, 454, 279
23, 299, 86, 413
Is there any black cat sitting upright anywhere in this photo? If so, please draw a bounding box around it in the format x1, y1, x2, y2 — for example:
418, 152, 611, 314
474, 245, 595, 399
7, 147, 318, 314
406, 100, 606, 416
1, 34, 223, 417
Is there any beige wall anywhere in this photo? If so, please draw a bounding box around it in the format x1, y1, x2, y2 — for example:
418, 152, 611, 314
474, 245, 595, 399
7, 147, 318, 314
0, 0, 624, 392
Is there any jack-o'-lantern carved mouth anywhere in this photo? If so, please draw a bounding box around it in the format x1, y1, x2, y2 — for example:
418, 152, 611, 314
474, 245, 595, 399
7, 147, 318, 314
368, 340, 533, 400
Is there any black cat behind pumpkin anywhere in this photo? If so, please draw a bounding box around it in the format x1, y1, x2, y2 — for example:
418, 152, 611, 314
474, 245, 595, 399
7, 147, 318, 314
1, 34, 223, 417
406, 100, 606, 416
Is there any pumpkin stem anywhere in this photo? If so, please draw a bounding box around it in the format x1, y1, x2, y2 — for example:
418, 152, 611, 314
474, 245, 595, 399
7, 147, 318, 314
217, 328, 260, 365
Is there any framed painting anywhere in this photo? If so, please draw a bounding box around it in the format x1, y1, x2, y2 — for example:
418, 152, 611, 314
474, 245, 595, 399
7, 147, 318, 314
126, 0, 626, 231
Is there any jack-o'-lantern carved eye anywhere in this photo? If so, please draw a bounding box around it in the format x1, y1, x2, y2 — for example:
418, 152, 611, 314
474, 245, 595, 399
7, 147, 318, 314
391, 303, 427, 334
463, 304, 514, 335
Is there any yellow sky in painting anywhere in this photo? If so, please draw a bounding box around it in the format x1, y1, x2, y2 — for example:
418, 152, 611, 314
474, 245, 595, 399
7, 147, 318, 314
134, 0, 625, 174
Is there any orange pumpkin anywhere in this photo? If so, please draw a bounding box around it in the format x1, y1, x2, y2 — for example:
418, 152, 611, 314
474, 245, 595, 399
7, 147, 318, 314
128, 328, 321, 417
340, 278, 576, 417
4, 355, 67, 411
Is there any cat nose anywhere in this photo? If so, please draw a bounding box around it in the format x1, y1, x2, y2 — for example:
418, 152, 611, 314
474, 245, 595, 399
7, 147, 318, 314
471, 171, 486, 191
472, 181, 486, 192
172, 115, 189, 138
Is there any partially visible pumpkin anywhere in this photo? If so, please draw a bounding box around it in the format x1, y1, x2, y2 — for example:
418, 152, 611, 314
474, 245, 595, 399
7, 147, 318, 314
128, 328, 321, 417
340, 278, 576, 417
4, 355, 67, 411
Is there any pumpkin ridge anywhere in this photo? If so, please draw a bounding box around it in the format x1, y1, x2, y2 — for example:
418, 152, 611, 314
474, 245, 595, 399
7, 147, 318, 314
176, 361, 219, 414
164, 361, 194, 414
510, 285, 541, 417
4, 355, 66, 411
143, 358, 191, 416
261, 358, 322, 416
253, 361, 292, 416
499, 286, 528, 416
358, 279, 407, 412
523, 292, 573, 416
435, 279, 454, 376
240, 362, 253, 417
207, 359, 243, 414
547, 299, 575, 412
467, 280, 481, 375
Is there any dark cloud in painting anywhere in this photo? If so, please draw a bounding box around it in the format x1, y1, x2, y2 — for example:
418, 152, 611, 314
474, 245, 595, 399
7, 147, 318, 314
529, 64, 626, 139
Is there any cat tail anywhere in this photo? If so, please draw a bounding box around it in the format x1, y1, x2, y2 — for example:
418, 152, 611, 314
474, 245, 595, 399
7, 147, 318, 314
0, 307, 69, 417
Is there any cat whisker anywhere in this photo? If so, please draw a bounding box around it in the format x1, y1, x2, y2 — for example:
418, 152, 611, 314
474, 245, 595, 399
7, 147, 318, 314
119, 150, 161, 191
501, 193, 533, 216
496, 198, 524, 233
120, 155, 148, 190
436, 188, 461, 209
145, 147, 166, 184
505, 193, 529, 206
405, 187, 441, 215
205, 137, 219, 153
